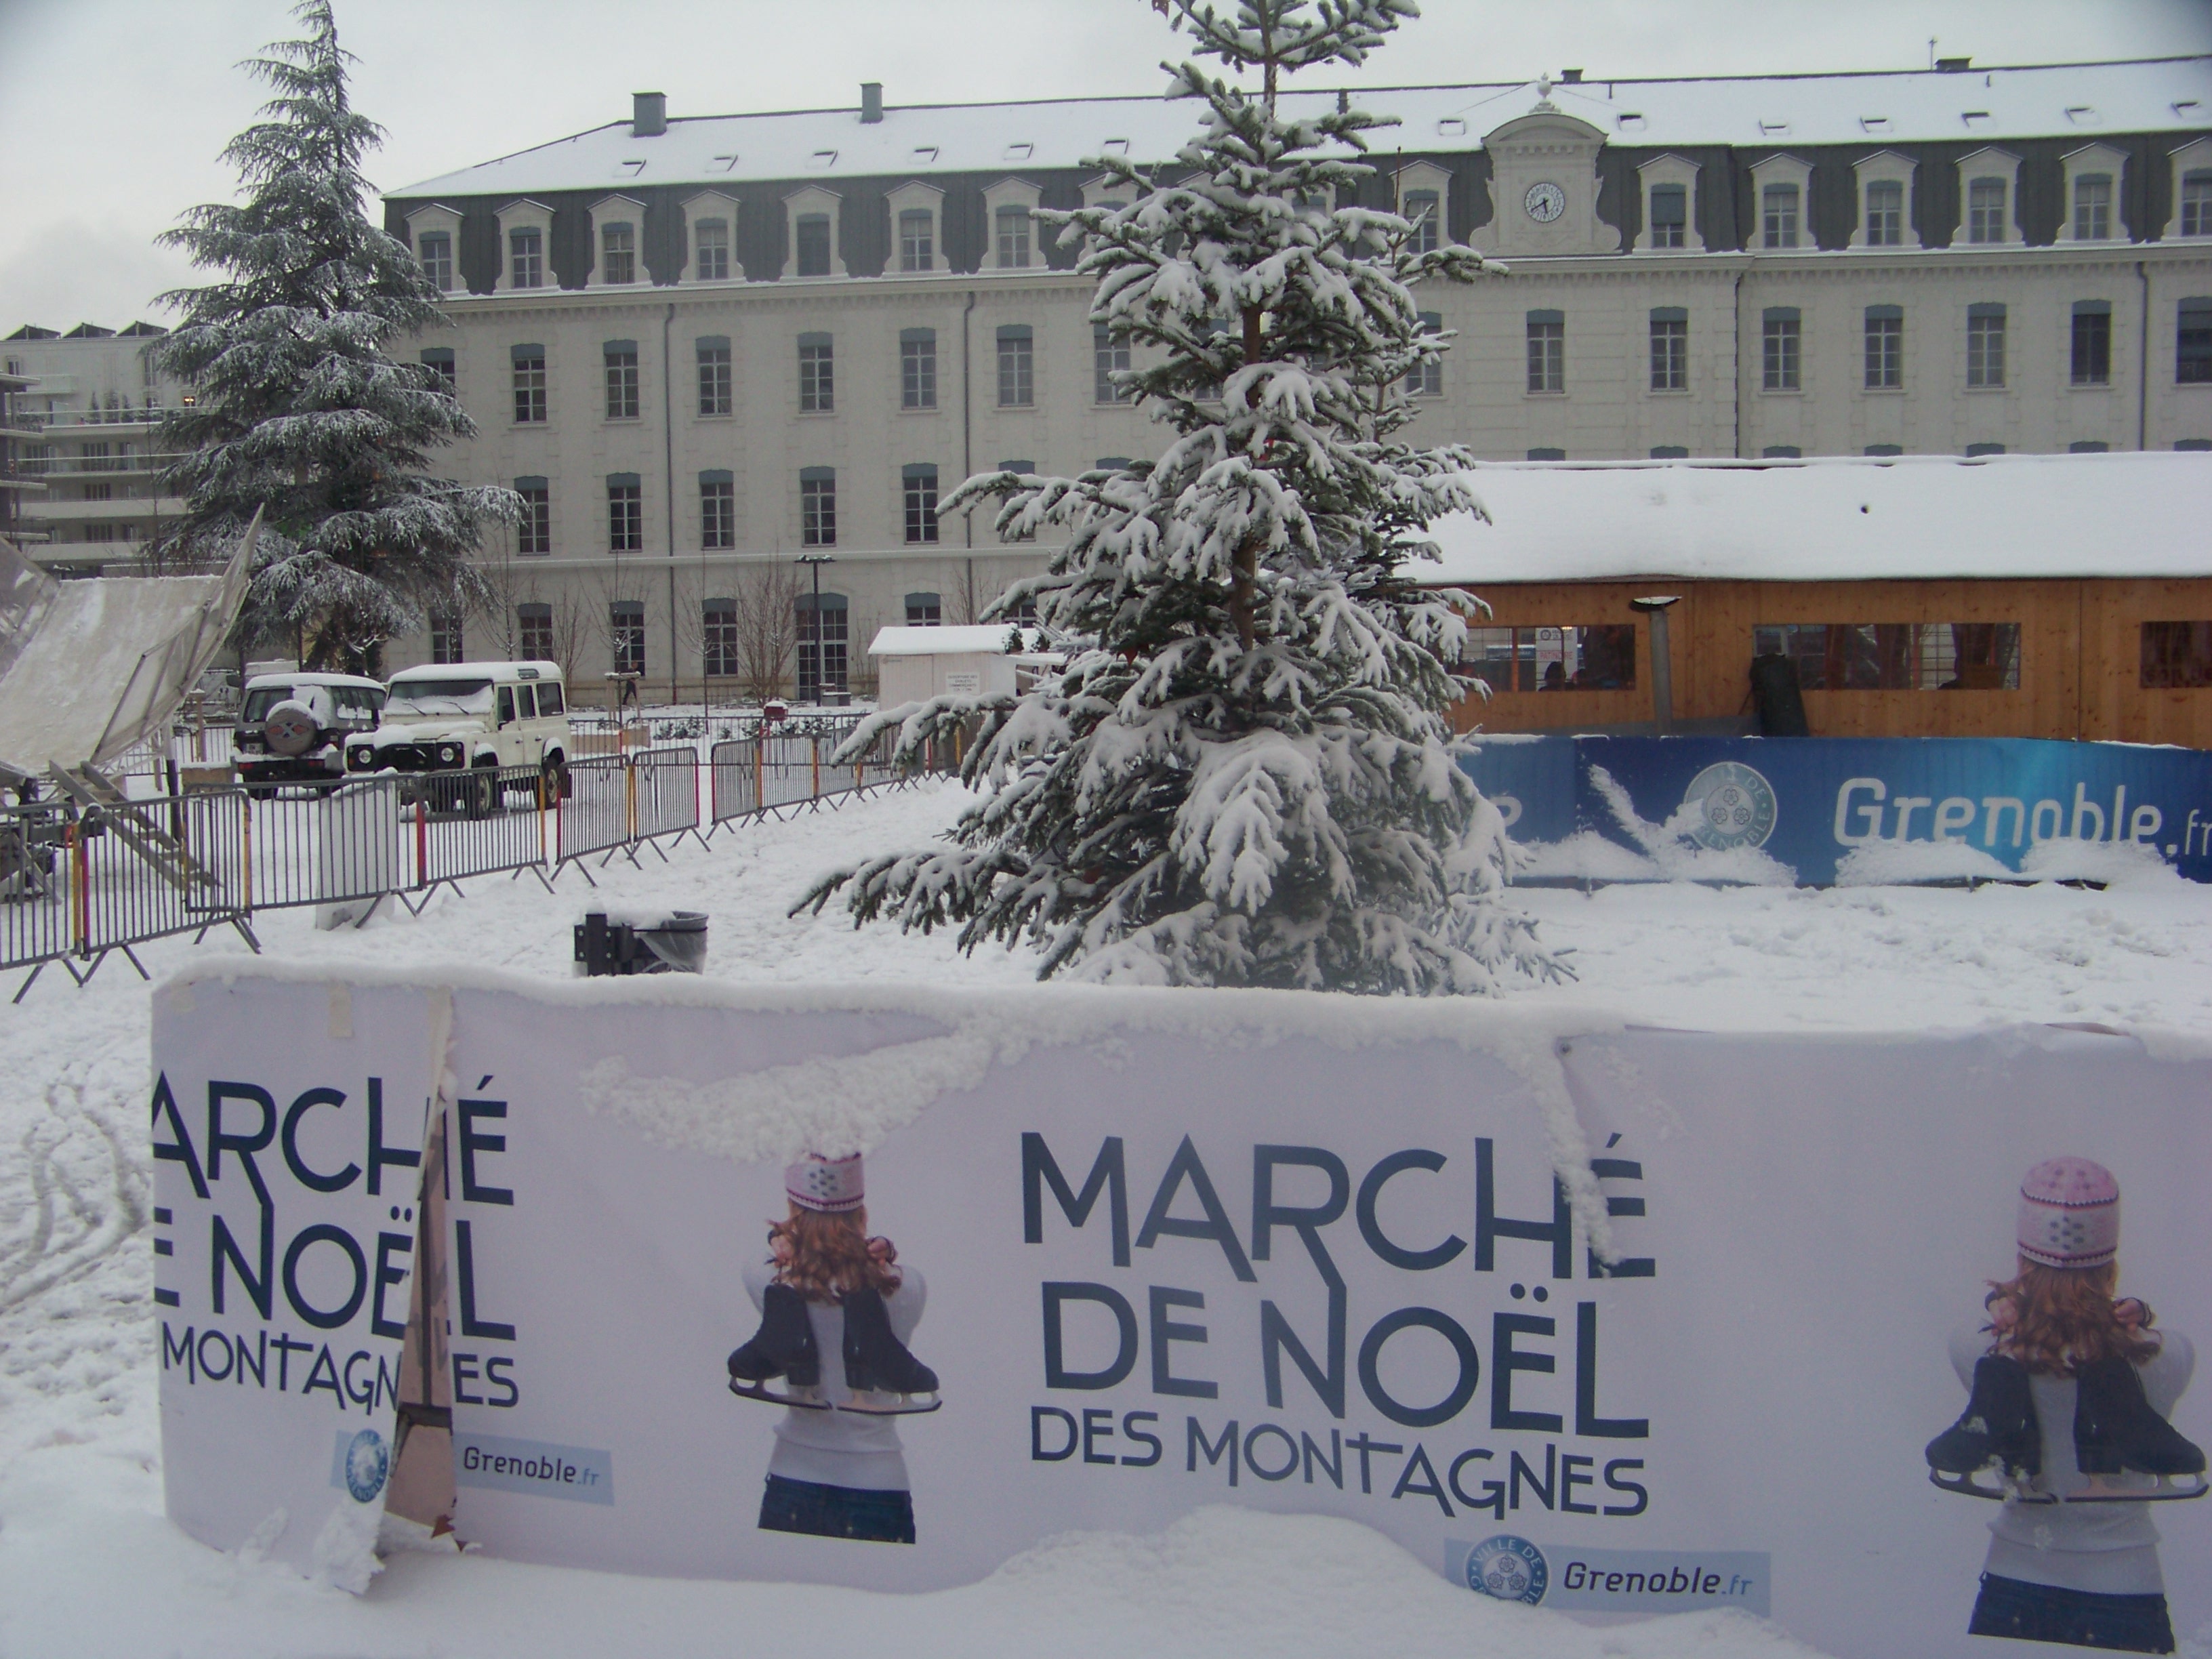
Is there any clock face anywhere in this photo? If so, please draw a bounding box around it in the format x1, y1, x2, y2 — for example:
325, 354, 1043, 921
1524, 181, 1566, 223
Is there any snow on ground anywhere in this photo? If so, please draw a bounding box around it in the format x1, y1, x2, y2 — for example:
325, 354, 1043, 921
7, 778, 2212, 1657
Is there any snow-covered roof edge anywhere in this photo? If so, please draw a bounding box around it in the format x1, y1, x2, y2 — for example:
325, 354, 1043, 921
1407, 452, 2212, 586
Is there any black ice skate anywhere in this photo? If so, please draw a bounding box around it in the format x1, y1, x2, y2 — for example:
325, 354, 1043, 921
836, 1287, 942, 1415
2063, 1355, 2209, 1503
1926, 1355, 2041, 1499
726, 1284, 830, 1410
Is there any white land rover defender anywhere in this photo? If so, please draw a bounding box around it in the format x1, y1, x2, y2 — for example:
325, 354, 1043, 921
346, 661, 573, 813
233, 673, 388, 794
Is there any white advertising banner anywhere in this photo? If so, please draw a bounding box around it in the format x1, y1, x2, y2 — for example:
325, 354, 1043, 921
151, 972, 2212, 1657
150, 975, 438, 1586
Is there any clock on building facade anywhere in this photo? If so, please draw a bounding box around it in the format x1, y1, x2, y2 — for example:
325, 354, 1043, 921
1523, 181, 1566, 222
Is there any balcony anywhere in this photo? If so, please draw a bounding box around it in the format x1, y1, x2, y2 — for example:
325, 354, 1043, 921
25, 493, 183, 522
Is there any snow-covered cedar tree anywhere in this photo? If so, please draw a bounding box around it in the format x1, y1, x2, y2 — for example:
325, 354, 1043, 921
150, 0, 514, 672
800, 0, 1559, 995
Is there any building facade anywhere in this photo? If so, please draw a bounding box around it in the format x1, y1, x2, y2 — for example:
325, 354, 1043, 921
372, 58, 2212, 701
0, 324, 187, 574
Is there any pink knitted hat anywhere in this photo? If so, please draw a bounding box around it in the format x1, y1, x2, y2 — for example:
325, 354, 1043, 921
786, 1153, 865, 1214
2017, 1157, 2121, 1269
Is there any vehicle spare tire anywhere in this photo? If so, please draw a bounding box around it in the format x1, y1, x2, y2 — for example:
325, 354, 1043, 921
263, 700, 320, 757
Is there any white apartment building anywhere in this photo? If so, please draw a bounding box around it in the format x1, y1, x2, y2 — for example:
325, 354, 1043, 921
0, 324, 188, 574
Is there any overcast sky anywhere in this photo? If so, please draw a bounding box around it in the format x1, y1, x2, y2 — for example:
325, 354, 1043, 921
3, 0, 2209, 331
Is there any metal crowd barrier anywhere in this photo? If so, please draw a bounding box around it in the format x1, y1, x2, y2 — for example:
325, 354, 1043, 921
5, 737, 928, 996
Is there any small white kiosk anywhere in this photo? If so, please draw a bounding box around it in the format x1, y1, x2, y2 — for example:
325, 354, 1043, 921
867, 626, 1058, 705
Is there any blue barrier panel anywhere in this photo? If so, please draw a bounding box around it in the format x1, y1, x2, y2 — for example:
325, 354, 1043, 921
1460, 735, 2212, 886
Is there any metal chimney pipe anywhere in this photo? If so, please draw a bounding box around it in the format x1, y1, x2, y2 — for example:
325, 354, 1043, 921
632, 91, 667, 138
861, 82, 884, 124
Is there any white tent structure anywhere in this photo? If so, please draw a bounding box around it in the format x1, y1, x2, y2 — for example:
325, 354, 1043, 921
0, 512, 254, 785
869, 625, 1059, 705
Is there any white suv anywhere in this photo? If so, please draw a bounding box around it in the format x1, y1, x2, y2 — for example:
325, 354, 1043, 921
234, 673, 387, 794
346, 661, 573, 813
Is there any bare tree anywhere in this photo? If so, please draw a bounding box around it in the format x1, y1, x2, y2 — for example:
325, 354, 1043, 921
733, 560, 800, 705
945, 559, 986, 627
472, 523, 524, 659
544, 585, 591, 689
846, 607, 883, 701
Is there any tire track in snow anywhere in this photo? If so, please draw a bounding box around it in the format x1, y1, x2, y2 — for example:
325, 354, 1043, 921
0, 1073, 147, 1317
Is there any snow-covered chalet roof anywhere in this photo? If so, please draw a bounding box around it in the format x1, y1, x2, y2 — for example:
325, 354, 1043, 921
1412, 452, 2212, 587
393, 58, 2211, 201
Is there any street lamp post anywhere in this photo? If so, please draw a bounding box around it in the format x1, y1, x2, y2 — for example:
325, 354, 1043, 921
795, 553, 836, 704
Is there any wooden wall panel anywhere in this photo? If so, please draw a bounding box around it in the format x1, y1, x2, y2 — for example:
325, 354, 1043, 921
1444, 577, 2212, 748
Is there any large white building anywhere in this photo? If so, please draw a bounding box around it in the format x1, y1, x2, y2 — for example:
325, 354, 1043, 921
0, 324, 187, 574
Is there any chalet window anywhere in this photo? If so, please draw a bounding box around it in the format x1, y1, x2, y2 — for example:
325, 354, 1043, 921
1763, 308, 1801, 391
795, 213, 832, 276
800, 466, 836, 546
703, 598, 739, 678
601, 222, 637, 285
2073, 175, 2113, 241
2142, 622, 2212, 689
1460, 626, 1636, 692
515, 476, 550, 555
1648, 184, 1687, 248
416, 232, 453, 291
1649, 309, 1687, 392
1864, 180, 1904, 246
607, 474, 642, 552
508, 227, 544, 289
798, 333, 834, 412
604, 340, 640, 419
700, 471, 735, 549
2072, 302, 2112, 386
1864, 306, 1904, 390
512, 345, 547, 424
1966, 304, 2006, 388
901, 328, 937, 409
899, 209, 935, 272
996, 206, 1031, 268
1525, 312, 1564, 394
997, 324, 1034, 407
1762, 184, 1800, 249
902, 462, 939, 544
695, 218, 731, 281
1967, 178, 2007, 243
697, 336, 732, 417
1402, 188, 1440, 254
1753, 623, 2021, 690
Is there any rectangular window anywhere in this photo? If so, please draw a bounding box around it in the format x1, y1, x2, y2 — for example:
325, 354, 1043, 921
2074, 176, 2113, 241
703, 598, 739, 678
796, 599, 847, 699
1406, 311, 1443, 397
1864, 308, 1903, 390
1762, 184, 1800, 249
1753, 623, 2021, 691
508, 227, 544, 289
81, 481, 111, 501
1967, 177, 2007, 243
1094, 324, 1132, 403
518, 602, 552, 661
2183, 173, 2212, 239
997, 325, 1034, 407
429, 609, 464, 665
2142, 622, 2212, 688
903, 464, 939, 544
697, 337, 732, 417
2072, 304, 2112, 386
421, 347, 455, 390
795, 213, 832, 277
1526, 313, 1563, 394
2179, 299, 2212, 385
901, 329, 937, 410
1647, 184, 1687, 248
417, 231, 453, 291
607, 478, 643, 552
905, 592, 941, 626
800, 468, 836, 547
996, 205, 1031, 268
1402, 188, 1440, 255
798, 333, 834, 413
1864, 179, 1904, 246
516, 476, 550, 556
601, 222, 636, 285
604, 341, 640, 419
700, 473, 735, 550
899, 209, 934, 272
1459, 626, 1637, 693
695, 218, 731, 281
611, 600, 645, 676
1763, 311, 1801, 390
1649, 311, 1687, 392
1966, 305, 2006, 388
512, 346, 547, 424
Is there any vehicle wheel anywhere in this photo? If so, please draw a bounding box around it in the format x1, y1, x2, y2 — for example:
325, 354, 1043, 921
542, 755, 571, 803
428, 774, 465, 815
465, 769, 497, 820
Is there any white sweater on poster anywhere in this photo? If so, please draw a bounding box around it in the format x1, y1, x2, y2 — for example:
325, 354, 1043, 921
1947, 1326, 2196, 1596
741, 1256, 928, 1494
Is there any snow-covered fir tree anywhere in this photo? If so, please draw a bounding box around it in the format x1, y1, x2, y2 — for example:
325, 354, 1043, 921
151, 0, 512, 672
802, 0, 1559, 994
